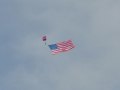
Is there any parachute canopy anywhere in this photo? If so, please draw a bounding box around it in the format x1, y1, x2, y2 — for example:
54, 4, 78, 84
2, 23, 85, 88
42, 36, 47, 41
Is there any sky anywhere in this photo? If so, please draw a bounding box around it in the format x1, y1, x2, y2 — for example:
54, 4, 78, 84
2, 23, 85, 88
0, 0, 120, 90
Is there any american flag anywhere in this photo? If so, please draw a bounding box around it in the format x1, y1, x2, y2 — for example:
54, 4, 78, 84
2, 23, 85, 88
48, 40, 75, 54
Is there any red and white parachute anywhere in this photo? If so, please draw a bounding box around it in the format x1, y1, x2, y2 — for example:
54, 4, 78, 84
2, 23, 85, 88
42, 36, 47, 45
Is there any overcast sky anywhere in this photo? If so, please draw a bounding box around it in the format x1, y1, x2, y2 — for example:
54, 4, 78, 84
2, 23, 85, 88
0, 0, 120, 90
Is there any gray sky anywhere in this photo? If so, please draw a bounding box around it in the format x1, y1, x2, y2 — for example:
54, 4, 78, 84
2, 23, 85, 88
0, 0, 120, 90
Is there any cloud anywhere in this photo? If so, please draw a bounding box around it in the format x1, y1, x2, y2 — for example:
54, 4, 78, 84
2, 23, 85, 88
0, 0, 120, 90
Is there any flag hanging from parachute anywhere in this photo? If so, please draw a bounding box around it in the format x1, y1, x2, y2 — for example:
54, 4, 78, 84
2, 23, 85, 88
48, 40, 75, 54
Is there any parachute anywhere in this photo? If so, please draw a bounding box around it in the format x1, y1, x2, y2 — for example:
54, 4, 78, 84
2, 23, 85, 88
42, 36, 46, 41
42, 36, 47, 45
